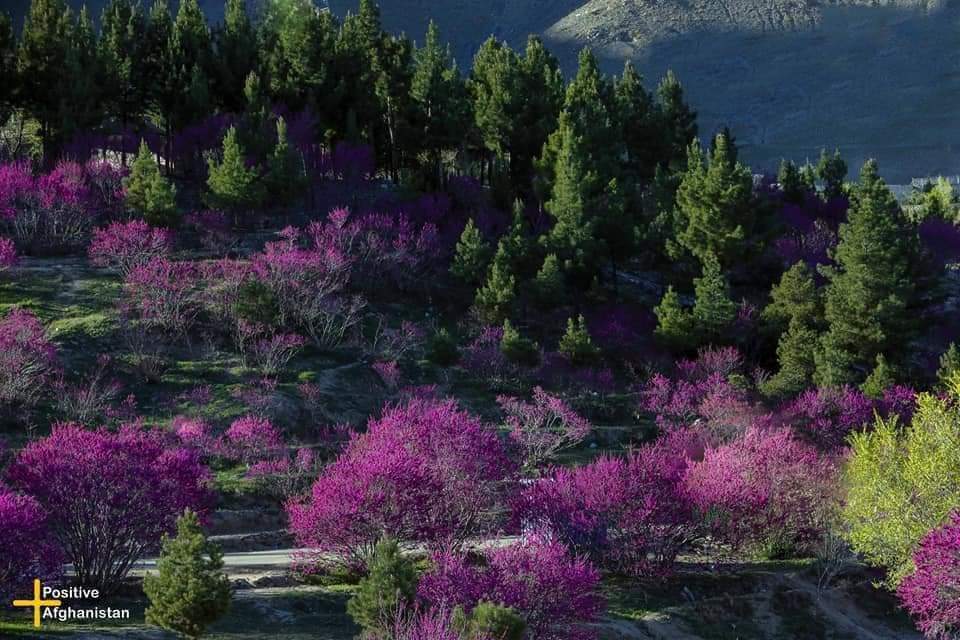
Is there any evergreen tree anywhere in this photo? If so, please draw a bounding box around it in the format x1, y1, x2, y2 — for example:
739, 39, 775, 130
656, 69, 697, 171
451, 218, 492, 286
558, 315, 600, 366
761, 261, 822, 398
265, 117, 305, 207
62, 6, 103, 140
542, 111, 603, 288
0, 11, 16, 127
99, 0, 147, 164
654, 286, 694, 351
427, 328, 459, 367
861, 354, 895, 399
143, 0, 176, 169
815, 160, 925, 386
213, 0, 257, 113
335, 0, 388, 143
125, 140, 178, 226
500, 319, 539, 367
676, 132, 755, 268
533, 253, 564, 309
260, 0, 337, 112
512, 36, 564, 194
346, 537, 417, 638
761, 261, 822, 336
469, 37, 521, 180
937, 343, 960, 390
778, 159, 808, 205
475, 241, 516, 324
374, 33, 415, 180
17, 0, 72, 162
816, 149, 847, 201
169, 0, 212, 134
498, 201, 538, 281
206, 126, 264, 216
615, 61, 659, 184
143, 509, 231, 639
691, 253, 737, 343
410, 20, 470, 188
761, 318, 819, 399
452, 601, 526, 640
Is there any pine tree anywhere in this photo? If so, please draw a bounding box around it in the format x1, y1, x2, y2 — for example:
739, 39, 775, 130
143, 509, 231, 639
213, 0, 257, 113
62, 6, 103, 140
512, 35, 564, 193
656, 70, 697, 171
761, 318, 819, 400
346, 537, 417, 638
615, 61, 659, 184
498, 201, 538, 281
815, 160, 923, 386
206, 126, 264, 217
335, 0, 388, 143
470, 37, 521, 168
533, 253, 564, 309
17, 0, 72, 162
542, 111, 602, 288
98, 0, 146, 164
654, 286, 694, 351
676, 132, 755, 267
452, 601, 526, 640
816, 149, 847, 201
475, 242, 516, 324
0, 11, 15, 126
500, 319, 539, 367
265, 117, 305, 207
762, 262, 822, 398
778, 159, 808, 205
559, 315, 600, 366
861, 354, 895, 399
937, 343, 960, 389
143, 0, 176, 168
125, 140, 178, 226
692, 253, 737, 343
761, 261, 822, 336
410, 21, 469, 188
451, 218, 492, 286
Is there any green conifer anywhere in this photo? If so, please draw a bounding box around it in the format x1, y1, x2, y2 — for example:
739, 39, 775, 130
692, 253, 737, 343
654, 286, 694, 351
500, 319, 539, 367
346, 537, 417, 638
143, 510, 231, 639
125, 140, 178, 226
206, 126, 264, 216
558, 315, 600, 366
452, 601, 526, 640
475, 243, 516, 324
451, 219, 492, 285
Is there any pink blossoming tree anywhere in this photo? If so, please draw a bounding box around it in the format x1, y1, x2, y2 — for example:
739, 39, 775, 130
898, 512, 960, 639
5, 424, 213, 593
288, 397, 515, 570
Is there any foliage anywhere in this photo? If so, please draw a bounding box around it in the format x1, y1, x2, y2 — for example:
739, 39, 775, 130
676, 133, 755, 267
558, 315, 600, 366
691, 253, 737, 344
124, 140, 178, 227
124, 257, 200, 340
418, 536, 604, 640
499, 319, 539, 368
6, 423, 213, 592
897, 512, 960, 640
782, 385, 874, 451
498, 386, 591, 472
0, 307, 58, 408
684, 426, 839, 557
474, 242, 516, 324
451, 218, 491, 285
144, 509, 231, 639
427, 328, 459, 367
815, 160, 927, 386
223, 415, 286, 464
0, 486, 63, 603
938, 343, 960, 390
89, 219, 173, 275
654, 286, 694, 351
451, 601, 526, 640
206, 126, 263, 214
514, 430, 699, 576
843, 389, 960, 586
288, 397, 515, 570
346, 537, 418, 637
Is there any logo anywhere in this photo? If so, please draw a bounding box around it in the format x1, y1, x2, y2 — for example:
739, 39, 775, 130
12, 579, 130, 629
12, 579, 61, 628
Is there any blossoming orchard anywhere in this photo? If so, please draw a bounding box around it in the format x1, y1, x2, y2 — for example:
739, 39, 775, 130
0, 0, 956, 638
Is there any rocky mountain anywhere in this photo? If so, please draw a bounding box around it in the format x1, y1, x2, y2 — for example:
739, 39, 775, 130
5, 0, 960, 180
